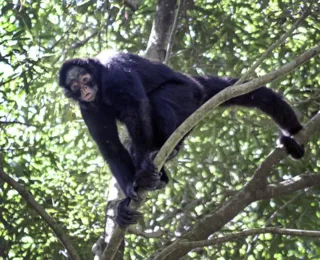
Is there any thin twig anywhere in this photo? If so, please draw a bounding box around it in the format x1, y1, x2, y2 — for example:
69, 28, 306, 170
164, 0, 184, 65
244, 189, 307, 259
235, 2, 313, 85
67, 30, 99, 51
0, 120, 39, 127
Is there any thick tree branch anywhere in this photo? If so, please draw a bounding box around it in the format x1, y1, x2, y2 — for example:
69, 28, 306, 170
152, 111, 320, 260
152, 110, 320, 260
258, 173, 320, 200
0, 168, 81, 260
145, 0, 177, 62
179, 227, 320, 250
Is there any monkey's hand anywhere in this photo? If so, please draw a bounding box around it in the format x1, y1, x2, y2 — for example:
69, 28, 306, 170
133, 154, 160, 190
116, 197, 142, 228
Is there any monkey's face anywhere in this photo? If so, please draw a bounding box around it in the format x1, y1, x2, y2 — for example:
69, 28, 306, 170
64, 66, 98, 102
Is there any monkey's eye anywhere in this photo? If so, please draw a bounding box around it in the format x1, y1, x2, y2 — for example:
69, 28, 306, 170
71, 84, 80, 91
82, 76, 90, 83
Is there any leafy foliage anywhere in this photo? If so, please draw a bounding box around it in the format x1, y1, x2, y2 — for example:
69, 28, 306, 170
0, 0, 319, 259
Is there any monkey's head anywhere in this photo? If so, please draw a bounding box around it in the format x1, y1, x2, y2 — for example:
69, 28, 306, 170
59, 58, 99, 103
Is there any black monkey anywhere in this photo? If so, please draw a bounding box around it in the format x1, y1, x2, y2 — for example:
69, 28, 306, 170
59, 51, 304, 227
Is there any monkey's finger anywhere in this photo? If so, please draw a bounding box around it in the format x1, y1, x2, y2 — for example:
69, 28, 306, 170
125, 185, 140, 201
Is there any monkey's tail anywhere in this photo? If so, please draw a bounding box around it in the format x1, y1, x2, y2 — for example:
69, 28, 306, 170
194, 75, 304, 159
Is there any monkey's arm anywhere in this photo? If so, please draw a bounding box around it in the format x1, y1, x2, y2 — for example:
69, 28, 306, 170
102, 70, 155, 166
80, 106, 139, 200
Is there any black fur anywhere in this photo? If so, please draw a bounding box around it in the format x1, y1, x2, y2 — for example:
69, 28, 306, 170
279, 136, 304, 159
59, 52, 304, 227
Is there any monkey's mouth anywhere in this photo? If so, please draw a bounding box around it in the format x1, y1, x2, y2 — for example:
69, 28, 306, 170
83, 92, 95, 102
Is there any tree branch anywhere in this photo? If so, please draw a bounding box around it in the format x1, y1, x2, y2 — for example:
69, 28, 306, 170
128, 226, 166, 238
67, 30, 99, 50
0, 168, 81, 260
145, 0, 178, 62
152, 110, 320, 260
179, 227, 320, 250
164, 0, 184, 65
244, 187, 308, 259
235, 2, 313, 85
0, 120, 39, 127
258, 173, 320, 200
